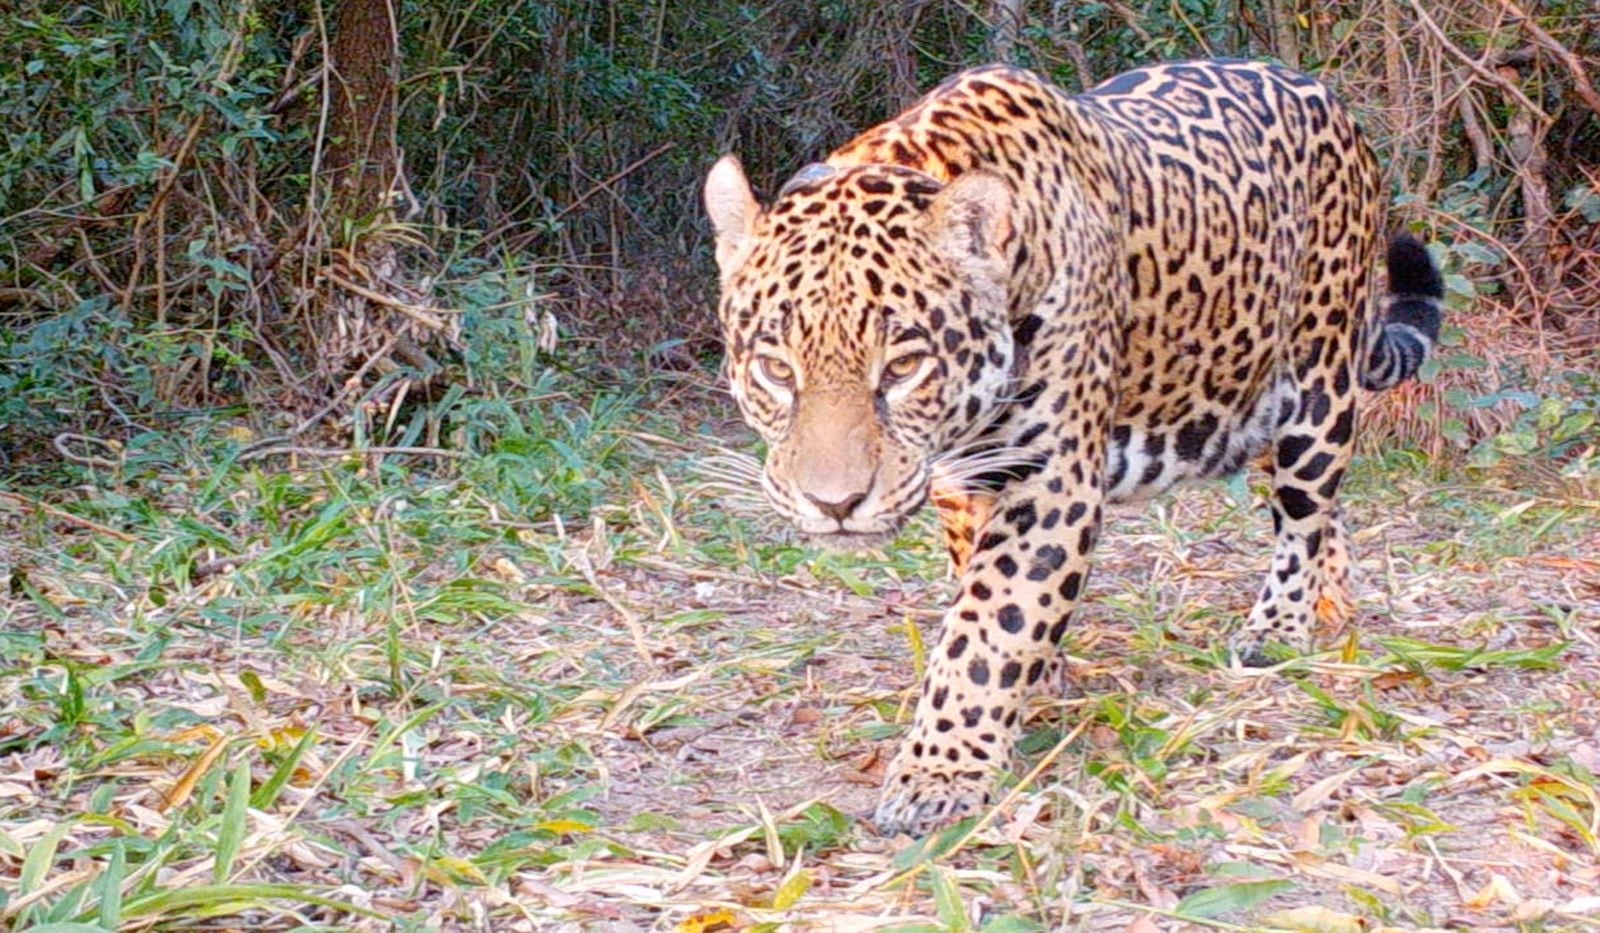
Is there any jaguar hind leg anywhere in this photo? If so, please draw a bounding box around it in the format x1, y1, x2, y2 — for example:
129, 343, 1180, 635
1231, 393, 1360, 665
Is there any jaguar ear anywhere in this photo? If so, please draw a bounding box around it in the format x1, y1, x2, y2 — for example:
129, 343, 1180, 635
704, 155, 760, 278
922, 170, 1012, 266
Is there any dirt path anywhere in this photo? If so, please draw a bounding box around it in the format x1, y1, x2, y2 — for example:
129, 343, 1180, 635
2, 430, 1597, 930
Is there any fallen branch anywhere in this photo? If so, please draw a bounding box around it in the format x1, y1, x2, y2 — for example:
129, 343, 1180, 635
237, 444, 468, 462
324, 270, 452, 331
53, 432, 122, 469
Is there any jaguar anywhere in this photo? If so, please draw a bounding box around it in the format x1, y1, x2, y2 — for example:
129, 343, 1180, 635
702, 59, 1443, 836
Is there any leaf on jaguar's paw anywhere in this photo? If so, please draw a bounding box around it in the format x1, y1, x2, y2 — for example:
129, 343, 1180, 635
1314, 586, 1354, 629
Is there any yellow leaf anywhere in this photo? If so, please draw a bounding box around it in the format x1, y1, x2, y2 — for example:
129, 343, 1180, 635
903, 613, 926, 685
1262, 906, 1365, 933
676, 908, 739, 932
425, 854, 489, 886
533, 819, 592, 835
255, 725, 307, 752
771, 868, 811, 909
491, 557, 527, 584
167, 723, 224, 744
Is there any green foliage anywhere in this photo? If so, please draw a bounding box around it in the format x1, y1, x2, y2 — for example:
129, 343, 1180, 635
1464, 373, 1600, 472
1, 2, 299, 213
776, 802, 853, 854
454, 384, 638, 521
4, 0, 1597, 468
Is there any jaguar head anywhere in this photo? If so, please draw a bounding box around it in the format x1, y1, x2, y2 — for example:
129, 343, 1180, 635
703, 156, 1015, 547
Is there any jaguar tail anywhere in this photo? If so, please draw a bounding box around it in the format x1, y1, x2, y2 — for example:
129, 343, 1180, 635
1360, 233, 1444, 391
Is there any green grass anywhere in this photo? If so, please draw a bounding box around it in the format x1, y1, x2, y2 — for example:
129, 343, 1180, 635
2, 376, 1599, 930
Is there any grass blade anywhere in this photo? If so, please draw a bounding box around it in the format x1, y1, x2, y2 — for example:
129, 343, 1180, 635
930, 864, 970, 931
97, 838, 125, 929
1174, 879, 1293, 919
119, 882, 385, 922
214, 756, 252, 883
12, 820, 72, 928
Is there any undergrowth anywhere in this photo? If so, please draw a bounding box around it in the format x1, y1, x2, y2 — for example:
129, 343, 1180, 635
3, 356, 1598, 928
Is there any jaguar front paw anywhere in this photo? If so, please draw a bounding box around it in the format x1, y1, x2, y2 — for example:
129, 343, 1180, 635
1232, 567, 1354, 667
1229, 606, 1315, 668
1227, 629, 1293, 668
872, 762, 993, 837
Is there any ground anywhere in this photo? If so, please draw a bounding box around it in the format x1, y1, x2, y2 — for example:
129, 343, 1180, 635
1, 376, 1598, 931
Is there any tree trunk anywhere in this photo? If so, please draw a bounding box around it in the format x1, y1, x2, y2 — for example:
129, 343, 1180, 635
300, 0, 445, 397
326, 0, 399, 222
989, 0, 1023, 63
1268, 1, 1300, 69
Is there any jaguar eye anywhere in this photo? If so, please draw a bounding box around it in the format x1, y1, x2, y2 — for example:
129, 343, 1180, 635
757, 355, 795, 387
883, 353, 928, 384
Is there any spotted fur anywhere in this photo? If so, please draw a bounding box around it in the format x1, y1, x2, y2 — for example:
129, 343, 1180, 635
703, 60, 1443, 836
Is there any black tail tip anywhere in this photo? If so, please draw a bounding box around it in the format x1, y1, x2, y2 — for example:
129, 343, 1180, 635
1387, 232, 1444, 298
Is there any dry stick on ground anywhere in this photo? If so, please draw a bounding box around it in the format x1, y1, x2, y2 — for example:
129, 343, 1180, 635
574, 555, 655, 666
0, 491, 136, 542
52, 433, 122, 470
236, 445, 468, 462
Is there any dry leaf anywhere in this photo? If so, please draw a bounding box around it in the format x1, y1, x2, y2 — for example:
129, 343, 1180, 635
1464, 873, 1520, 909
1262, 905, 1367, 933
160, 733, 230, 812
676, 908, 740, 932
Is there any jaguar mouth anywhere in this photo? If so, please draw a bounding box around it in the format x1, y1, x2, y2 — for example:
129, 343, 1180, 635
801, 529, 899, 551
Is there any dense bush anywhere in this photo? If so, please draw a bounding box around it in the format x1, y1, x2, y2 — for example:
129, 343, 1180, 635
1, 0, 1596, 475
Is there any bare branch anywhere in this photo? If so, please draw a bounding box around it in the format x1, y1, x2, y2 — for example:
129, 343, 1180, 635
1406, 0, 1549, 122
1500, 0, 1600, 116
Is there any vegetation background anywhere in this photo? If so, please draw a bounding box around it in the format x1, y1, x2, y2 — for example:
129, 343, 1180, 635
1, 0, 1597, 930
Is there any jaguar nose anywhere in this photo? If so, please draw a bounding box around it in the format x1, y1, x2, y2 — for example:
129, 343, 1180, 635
805, 490, 868, 522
